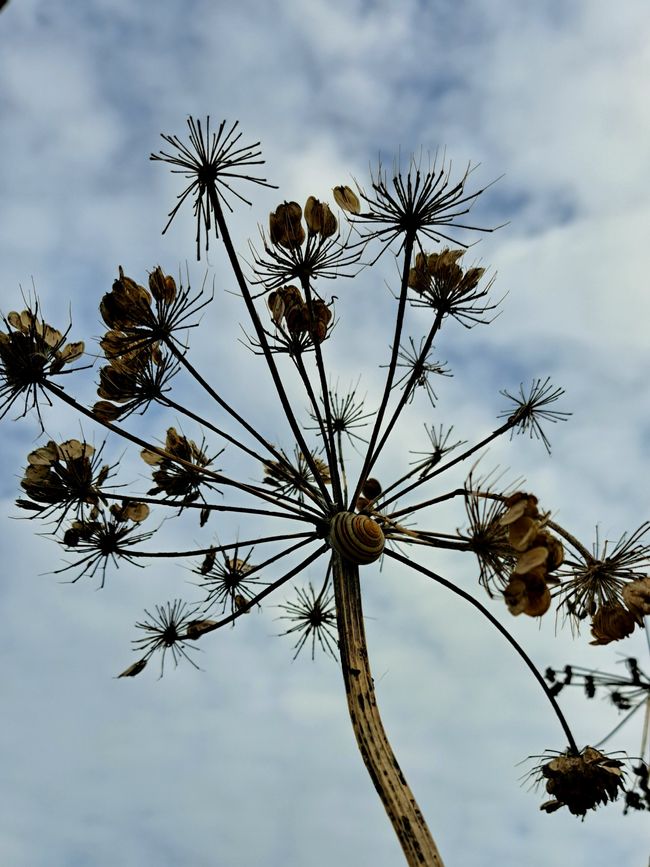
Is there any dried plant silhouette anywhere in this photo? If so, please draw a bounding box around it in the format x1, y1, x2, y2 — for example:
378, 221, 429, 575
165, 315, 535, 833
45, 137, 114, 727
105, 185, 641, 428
3, 116, 649, 865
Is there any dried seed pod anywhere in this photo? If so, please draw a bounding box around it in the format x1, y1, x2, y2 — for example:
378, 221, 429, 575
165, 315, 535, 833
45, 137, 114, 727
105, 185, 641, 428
513, 545, 549, 575
117, 658, 148, 678
332, 185, 361, 214
500, 493, 539, 525
308, 298, 332, 344
507, 515, 538, 551
200, 547, 216, 575
305, 196, 338, 238
319, 203, 338, 238
285, 303, 309, 335
304, 196, 324, 233
590, 602, 638, 645
622, 577, 650, 621
269, 202, 305, 249
535, 530, 564, 571
268, 291, 285, 326
148, 266, 177, 304
504, 577, 528, 615
522, 582, 552, 617
329, 511, 385, 565
92, 400, 126, 423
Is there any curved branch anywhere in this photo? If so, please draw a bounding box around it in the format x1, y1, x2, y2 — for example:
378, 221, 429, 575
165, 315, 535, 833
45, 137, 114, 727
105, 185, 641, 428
384, 548, 579, 753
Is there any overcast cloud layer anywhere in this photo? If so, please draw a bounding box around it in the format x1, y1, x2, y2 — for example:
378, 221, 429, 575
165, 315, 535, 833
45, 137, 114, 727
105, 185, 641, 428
1, 2, 649, 866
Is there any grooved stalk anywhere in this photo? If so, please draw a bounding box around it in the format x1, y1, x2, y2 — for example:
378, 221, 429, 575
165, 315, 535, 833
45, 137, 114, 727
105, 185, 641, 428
331, 554, 445, 866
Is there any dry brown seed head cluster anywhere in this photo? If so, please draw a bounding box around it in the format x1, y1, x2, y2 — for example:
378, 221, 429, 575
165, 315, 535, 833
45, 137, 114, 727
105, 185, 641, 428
304, 196, 338, 238
267, 285, 333, 344
408, 248, 484, 298
93, 266, 183, 422
499, 493, 563, 617
0, 308, 84, 420
269, 201, 305, 249
20, 439, 106, 513
539, 747, 625, 816
141, 427, 218, 503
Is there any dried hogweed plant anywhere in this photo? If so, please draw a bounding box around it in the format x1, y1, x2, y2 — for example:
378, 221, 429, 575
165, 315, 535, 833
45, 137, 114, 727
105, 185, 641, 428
3, 116, 649, 866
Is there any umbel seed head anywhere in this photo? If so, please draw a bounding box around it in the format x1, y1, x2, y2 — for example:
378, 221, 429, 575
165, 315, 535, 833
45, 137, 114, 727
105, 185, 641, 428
329, 511, 385, 565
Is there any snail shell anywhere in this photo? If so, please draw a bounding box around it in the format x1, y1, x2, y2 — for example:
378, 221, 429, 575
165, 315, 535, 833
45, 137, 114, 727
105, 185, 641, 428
329, 511, 385, 565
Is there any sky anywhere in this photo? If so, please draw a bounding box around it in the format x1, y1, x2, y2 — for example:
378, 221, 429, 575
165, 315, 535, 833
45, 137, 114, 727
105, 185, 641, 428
1, 1, 649, 866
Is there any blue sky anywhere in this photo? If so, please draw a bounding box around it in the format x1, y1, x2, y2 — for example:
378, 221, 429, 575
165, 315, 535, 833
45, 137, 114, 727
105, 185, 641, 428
1, 2, 649, 866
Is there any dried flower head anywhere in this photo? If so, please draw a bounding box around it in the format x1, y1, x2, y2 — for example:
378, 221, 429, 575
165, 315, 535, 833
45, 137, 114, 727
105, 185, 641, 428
267, 285, 334, 346
407, 248, 498, 326
307, 381, 374, 451
56, 504, 154, 587
99, 266, 210, 361
409, 424, 465, 478
499, 377, 570, 454
263, 446, 331, 503
151, 117, 277, 258
198, 546, 259, 616
555, 522, 650, 632
133, 599, 201, 676
276, 581, 338, 660
462, 486, 515, 595
141, 427, 223, 507
343, 156, 495, 260
251, 196, 361, 290
387, 336, 451, 405
17, 439, 112, 525
0, 305, 84, 426
533, 746, 625, 817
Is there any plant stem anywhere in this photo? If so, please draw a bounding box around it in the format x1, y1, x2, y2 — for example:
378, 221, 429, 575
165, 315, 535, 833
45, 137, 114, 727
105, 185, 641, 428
331, 553, 445, 867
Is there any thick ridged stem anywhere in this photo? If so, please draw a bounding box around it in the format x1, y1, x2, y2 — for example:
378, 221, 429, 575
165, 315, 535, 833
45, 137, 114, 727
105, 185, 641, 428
331, 554, 445, 867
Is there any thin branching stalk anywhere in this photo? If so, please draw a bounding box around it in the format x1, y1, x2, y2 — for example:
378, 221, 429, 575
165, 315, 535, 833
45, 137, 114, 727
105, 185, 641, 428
129, 531, 319, 559
382, 420, 514, 515
352, 231, 416, 507
300, 277, 344, 504
385, 549, 579, 753
208, 187, 333, 505
165, 339, 324, 508
186, 544, 330, 637
43, 381, 313, 517
364, 309, 445, 482
99, 492, 318, 523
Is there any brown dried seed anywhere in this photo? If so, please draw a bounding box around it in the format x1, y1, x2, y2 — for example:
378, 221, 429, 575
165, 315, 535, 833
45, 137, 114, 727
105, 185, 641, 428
332, 185, 360, 214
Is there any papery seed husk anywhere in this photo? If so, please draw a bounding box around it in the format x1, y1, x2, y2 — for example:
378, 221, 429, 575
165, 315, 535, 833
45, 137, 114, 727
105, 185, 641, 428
332, 185, 360, 214
92, 400, 125, 423
60, 341, 85, 362
513, 545, 549, 574
28, 442, 59, 466
58, 439, 94, 461
508, 515, 538, 551
622, 577, 650, 619
118, 658, 148, 678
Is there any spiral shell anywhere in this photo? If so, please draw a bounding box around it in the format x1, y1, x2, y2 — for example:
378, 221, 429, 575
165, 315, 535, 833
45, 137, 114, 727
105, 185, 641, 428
329, 511, 385, 565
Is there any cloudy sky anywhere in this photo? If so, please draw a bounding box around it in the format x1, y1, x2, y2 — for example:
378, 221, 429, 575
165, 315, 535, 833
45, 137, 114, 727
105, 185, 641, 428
1, 1, 649, 866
